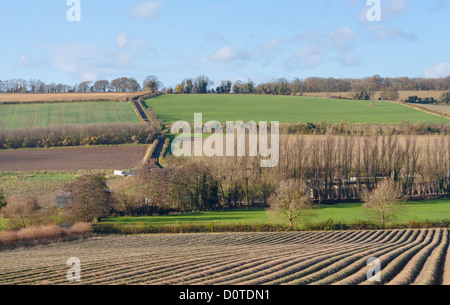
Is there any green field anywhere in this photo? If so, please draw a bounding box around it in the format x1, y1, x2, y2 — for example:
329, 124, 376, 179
144, 94, 450, 124
101, 199, 450, 228
0, 102, 140, 130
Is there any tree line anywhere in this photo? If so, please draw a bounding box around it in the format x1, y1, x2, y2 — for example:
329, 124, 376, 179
107, 130, 449, 217
0, 123, 161, 150
2, 75, 450, 96
0, 75, 162, 94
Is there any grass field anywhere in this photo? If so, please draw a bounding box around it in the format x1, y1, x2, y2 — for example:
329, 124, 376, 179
0, 102, 140, 130
1, 229, 449, 285
144, 94, 450, 124
101, 199, 450, 229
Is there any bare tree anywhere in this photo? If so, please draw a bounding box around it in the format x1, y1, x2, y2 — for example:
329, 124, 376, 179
93, 80, 110, 92
362, 179, 405, 227
269, 180, 312, 230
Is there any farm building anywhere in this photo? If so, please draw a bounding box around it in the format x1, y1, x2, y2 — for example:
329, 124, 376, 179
56, 192, 71, 209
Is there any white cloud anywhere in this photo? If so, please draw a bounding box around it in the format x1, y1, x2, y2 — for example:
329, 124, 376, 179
328, 27, 357, 49
423, 63, 450, 78
286, 45, 324, 70
116, 32, 128, 49
368, 25, 416, 41
211, 46, 249, 63
80, 72, 99, 82
16, 54, 36, 68
338, 50, 360, 67
116, 52, 134, 65
258, 38, 283, 59
132, 1, 162, 20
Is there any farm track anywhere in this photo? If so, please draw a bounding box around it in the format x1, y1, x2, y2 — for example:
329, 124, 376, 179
0, 230, 448, 285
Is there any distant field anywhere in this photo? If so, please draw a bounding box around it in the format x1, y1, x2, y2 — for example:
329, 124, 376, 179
101, 199, 450, 228
303, 91, 448, 101
0, 145, 149, 171
0, 92, 141, 103
144, 94, 449, 124
419, 104, 450, 115
0, 102, 140, 130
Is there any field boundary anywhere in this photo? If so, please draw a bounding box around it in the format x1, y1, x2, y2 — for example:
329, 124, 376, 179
394, 101, 450, 120
93, 219, 450, 235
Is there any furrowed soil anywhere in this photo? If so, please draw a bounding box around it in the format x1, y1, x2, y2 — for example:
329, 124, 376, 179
0, 229, 449, 285
0, 146, 148, 171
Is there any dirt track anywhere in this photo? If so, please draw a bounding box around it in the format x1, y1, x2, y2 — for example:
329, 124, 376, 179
0, 146, 148, 171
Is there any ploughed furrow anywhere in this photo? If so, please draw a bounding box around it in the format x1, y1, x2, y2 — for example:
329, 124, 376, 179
414, 229, 449, 285
261, 231, 408, 286
1, 229, 449, 285
186, 241, 375, 285
317, 230, 421, 285
64, 244, 298, 285
64, 239, 316, 285
444, 232, 450, 285
280, 230, 411, 285
149, 241, 356, 285
331, 230, 422, 285
212, 238, 384, 285
360, 229, 433, 285
387, 229, 443, 285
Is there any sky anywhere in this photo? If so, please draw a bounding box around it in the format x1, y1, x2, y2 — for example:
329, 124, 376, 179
0, 0, 449, 88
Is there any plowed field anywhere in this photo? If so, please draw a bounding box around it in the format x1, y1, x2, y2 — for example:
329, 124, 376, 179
1, 229, 449, 285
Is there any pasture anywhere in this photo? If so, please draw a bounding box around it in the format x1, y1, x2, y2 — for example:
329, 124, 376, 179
101, 199, 450, 229
1, 229, 449, 285
144, 94, 449, 124
0, 102, 140, 130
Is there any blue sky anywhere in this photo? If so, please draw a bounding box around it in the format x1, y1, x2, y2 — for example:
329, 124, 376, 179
0, 0, 449, 88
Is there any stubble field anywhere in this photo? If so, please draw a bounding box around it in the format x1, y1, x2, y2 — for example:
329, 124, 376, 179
0, 92, 142, 103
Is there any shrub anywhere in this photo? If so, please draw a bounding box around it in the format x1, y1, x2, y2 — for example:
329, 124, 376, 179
2, 197, 40, 230
440, 92, 450, 105
0, 223, 91, 250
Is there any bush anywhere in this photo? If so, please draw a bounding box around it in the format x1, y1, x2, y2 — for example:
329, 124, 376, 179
440, 92, 450, 105
354, 89, 371, 100
2, 197, 40, 230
